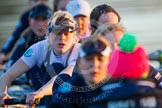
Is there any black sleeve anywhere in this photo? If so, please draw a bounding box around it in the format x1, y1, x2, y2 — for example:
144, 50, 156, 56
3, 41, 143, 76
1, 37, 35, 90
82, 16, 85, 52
1, 10, 30, 54
53, 74, 71, 93
149, 65, 162, 86
51, 88, 75, 108
51, 75, 82, 108
49, 98, 73, 108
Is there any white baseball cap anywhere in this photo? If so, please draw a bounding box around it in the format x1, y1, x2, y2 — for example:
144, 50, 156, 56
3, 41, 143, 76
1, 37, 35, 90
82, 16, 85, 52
66, 0, 91, 17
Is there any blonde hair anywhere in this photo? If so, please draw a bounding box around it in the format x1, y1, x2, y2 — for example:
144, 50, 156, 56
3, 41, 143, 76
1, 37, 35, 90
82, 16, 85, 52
92, 23, 126, 36
81, 35, 111, 51
50, 10, 75, 26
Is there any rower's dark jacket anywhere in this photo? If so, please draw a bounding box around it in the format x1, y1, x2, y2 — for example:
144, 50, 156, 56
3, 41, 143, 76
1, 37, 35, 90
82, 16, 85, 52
51, 73, 162, 108
5, 28, 46, 106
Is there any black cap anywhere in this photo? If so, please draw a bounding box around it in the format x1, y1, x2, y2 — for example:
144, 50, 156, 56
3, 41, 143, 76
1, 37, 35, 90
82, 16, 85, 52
29, 3, 52, 19
79, 36, 111, 58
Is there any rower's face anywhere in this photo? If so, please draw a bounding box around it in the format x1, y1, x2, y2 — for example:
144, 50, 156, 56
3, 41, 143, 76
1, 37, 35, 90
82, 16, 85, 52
74, 16, 89, 36
78, 54, 109, 85
91, 12, 119, 34
98, 12, 119, 26
48, 31, 76, 55
29, 17, 48, 37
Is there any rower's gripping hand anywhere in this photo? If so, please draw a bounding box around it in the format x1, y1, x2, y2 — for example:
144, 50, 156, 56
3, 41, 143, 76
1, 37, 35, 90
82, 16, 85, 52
0, 90, 11, 107
26, 90, 43, 107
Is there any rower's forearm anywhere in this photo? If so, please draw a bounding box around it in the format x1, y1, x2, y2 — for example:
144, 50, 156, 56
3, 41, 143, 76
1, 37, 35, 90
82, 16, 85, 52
60, 65, 74, 76
39, 76, 56, 96
0, 74, 10, 92
37, 65, 74, 96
